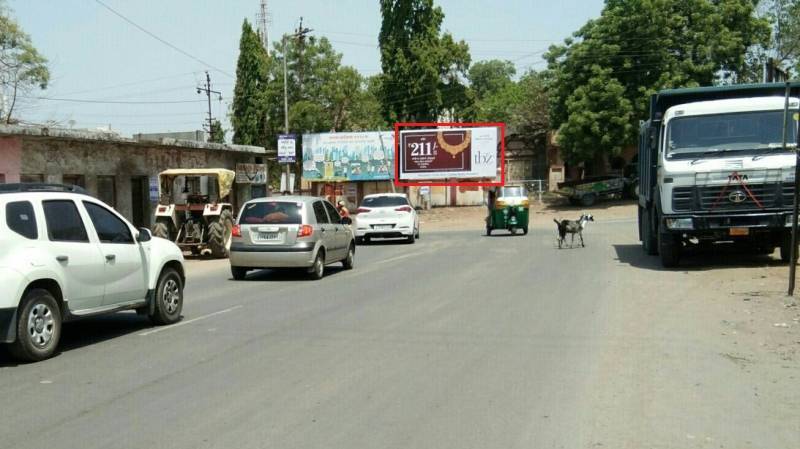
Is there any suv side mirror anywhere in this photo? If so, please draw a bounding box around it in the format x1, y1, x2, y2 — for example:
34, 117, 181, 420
138, 227, 152, 242
341, 217, 352, 225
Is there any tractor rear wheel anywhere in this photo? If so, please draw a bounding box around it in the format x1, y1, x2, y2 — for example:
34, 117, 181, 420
208, 209, 234, 258
153, 220, 171, 241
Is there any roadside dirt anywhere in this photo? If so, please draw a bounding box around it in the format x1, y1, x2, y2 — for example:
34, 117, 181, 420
418, 197, 638, 232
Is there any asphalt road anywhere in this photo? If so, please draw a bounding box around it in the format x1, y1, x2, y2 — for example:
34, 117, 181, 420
1, 219, 797, 449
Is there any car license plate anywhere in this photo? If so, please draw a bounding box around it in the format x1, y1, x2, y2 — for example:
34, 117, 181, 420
375, 225, 393, 230
257, 232, 279, 240
729, 227, 749, 236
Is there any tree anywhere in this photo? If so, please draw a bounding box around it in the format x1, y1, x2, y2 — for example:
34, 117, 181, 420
378, 0, 471, 122
468, 59, 516, 101
231, 20, 270, 146
742, 0, 800, 82
209, 119, 225, 143
0, 2, 49, 124
546, 0, 768, 165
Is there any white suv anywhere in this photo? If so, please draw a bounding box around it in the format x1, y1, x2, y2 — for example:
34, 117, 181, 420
0, 184, 186, 362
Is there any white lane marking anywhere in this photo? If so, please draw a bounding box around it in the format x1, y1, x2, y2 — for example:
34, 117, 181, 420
373, 251, 427, 265
139, 305, 243, 336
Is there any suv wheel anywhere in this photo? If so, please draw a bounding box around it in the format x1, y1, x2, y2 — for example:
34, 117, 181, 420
9, 289, 62, 362
149, 268, 183, 325
231, 266, 248, 280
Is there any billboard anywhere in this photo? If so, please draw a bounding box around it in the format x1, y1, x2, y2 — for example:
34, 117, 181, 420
398, 126, 499, 180
302, 131, 395, 181
278, 134, 297, 163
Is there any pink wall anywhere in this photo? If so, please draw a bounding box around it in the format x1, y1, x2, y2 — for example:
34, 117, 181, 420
0, 136, 21, 183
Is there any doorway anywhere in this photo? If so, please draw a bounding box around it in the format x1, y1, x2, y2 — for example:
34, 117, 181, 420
130, 177, 149, 228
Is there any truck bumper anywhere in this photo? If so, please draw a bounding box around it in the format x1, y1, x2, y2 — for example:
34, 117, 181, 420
662, 211, 794, 237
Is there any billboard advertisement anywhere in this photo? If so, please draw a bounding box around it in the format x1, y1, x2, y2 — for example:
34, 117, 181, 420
302, 131, 395, 181
398, 126, 499, 180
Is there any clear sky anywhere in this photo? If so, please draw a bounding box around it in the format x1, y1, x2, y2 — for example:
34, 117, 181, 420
9, 0, 604, 139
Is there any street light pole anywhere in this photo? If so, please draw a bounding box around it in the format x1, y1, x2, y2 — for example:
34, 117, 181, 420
787, 81, 800, 295
282, 36, 290, 193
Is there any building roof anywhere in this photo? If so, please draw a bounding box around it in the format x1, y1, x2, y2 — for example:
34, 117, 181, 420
0, 124, 265, 155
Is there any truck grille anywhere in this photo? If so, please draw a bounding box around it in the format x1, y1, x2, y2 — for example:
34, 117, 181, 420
672, 183, 793, 212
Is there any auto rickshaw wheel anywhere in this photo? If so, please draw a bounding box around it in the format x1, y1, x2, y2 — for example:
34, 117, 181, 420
486, 225, 492, 236
522, 227, 528, 235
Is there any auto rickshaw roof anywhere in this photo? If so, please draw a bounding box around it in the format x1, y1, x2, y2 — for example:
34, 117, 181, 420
158, 168, 236, 199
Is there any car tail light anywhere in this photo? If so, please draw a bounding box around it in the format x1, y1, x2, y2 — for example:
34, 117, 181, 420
157, 206, 167, 213
297, 225, 314, 237
395, 206, 413, 212
232, 225, 241, 237
357, 207, 371, 214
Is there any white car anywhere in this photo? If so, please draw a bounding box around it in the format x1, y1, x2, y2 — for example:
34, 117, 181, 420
0, 184, 186, 362
354, 193, 419, 244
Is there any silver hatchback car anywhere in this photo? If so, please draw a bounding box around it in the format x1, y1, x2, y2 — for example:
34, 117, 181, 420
229, 196, 355, 280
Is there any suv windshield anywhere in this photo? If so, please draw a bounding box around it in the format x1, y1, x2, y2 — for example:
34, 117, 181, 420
240, 201, 302, 224
666, 109, 798, 158
500, 186, 526, 197
361, 196, 408, 207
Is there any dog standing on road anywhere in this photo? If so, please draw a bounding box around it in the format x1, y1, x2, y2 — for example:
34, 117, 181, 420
554, 214, 594, 249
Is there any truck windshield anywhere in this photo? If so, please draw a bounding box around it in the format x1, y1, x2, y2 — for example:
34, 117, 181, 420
666, 109, 798, 158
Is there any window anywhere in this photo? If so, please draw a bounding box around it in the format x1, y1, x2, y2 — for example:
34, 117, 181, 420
361, 195, 409, 208
312, 201, 329, 224
6, 201, 37, 239
20, 174, 43, 183
62, 174, 85, 188
239, 201, 303, 225
97, 176, 116, 207
323, 201, 341, 223
84, 202, 133, 244
43, 200, 89, 242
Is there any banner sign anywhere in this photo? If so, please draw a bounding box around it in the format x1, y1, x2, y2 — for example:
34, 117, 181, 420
278, 134, 297, 163
302, 131, 395, 181
399, 127, 498, 180
235, 163, 267, 184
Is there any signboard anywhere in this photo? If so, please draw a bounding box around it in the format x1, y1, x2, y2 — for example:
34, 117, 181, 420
149, 176, 160, 202
419, 186, 430, 196
399, 127, 498, 180
235, 163, 267, 184
302, 131, 395, 181
278, 134, 297, 163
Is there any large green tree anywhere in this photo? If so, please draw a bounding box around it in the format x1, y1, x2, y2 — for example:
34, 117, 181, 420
378, 0, 471, 122
231, 19, 270, 146
0, 2, 49, 124
546, 0, 769, 165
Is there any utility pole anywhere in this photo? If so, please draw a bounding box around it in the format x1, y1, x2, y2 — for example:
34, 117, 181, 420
196, 71, 222, 142
281, 18, 312, 193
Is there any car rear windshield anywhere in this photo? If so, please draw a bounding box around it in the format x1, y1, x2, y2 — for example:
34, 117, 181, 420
361, 196, 408, 208
240, 201, 303, 225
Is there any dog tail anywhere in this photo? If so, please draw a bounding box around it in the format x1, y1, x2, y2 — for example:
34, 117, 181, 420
553, 218, 560, 225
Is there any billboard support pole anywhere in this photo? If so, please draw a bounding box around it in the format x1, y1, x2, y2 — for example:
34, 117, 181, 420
379, 132, 395, 193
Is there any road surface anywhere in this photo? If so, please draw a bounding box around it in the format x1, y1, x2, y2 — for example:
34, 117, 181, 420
1, 219, 798, 449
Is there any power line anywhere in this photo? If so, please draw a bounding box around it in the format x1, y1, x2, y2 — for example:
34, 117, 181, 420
93, 0, 233, 78
20, 96, 206, 105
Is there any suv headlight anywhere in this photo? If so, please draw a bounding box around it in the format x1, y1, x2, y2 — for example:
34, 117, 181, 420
665, 218, 693, 230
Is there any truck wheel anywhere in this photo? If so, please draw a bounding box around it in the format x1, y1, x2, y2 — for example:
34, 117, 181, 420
9, 289, 62, 362
580, 193, 597, 207
231, 266, 248, 280
641, 207, 658, 255
780, 232, 797, 263
207, 209, 233, 258
658, 227, 681, 268
149, 268, 183, 325
152, 220, 171, 241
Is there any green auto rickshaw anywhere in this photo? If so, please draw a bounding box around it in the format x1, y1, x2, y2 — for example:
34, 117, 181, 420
486, 185, 530, 235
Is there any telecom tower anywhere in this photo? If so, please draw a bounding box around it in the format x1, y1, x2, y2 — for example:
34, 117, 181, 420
256, 0, 271, 51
